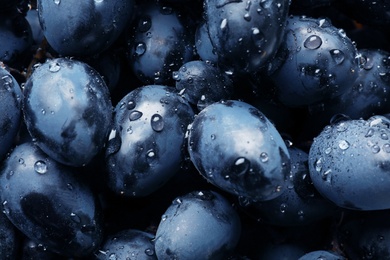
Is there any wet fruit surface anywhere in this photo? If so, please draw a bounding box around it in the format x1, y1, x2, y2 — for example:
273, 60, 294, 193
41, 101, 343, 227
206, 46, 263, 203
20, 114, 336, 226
2, 0, 390, 258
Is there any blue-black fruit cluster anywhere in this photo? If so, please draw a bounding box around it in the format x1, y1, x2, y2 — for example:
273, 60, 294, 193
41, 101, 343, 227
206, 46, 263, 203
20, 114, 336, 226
2, 0, 390, 258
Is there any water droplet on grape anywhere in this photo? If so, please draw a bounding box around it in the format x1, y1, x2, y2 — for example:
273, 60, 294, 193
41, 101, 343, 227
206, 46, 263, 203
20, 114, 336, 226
151, 114, 164, 132
34, 160, 47, 174
49, 61, 61, 72
330, 49, 345, 65
129, 110, 143, 121
134, 42, 146, 56
304, 35, 322, 50
338, 140, 350, 150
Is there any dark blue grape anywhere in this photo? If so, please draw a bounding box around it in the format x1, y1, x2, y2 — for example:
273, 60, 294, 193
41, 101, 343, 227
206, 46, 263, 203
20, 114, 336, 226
298, 250, 346, 260
269, 15, 360, 107
127, 2, 194, 84
0, 66, 23, 161
174, 60, 234, 111
105, 85, 194, 197
309, 115, 390, 210
96, 229, 156, 260
37, 0, 135, 56
239, 146, 337, 226
0, 142, 103, 257
204, 0, 290, 75
154, 190, 241, 260
188, 100, 290, 201
23, 58, 113, 167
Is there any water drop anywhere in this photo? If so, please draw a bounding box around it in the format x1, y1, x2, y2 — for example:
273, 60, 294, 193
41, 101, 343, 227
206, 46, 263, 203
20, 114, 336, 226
49, 61, 61, 72
129, 110, 142, 121
243, 13, 251, 21
325, 147, 332, 154
371, 145, 380, 154
138, 16, 152, 32
41, 109, 46, 115
70, 212, 81, 223
381, 133, 389, 140
330, 49, 345, 65
338, 140, 350, 150
53, 0, 60, 4
109, 253, 117, 260
127, 100, 136, 110
67, 183, 74, 190
322, 169, 332, 182
233, 157, 250, 176
151, 114, 164, 132
161, 214, 167, 221
146, 149, 155, 158
280, 203, 287, 213
145, 248, 154, 256
260, 152, 269, 163
134, 42, 146, 56
304, 35, 322, 50
211, 134, 216, 140
383, 143, 390, 153
172, 71, 180, 81
220, 18, 228, 30
34, 160, 47, 174
18, 158, 24, 164
365, 128, 375, 137
315, 158, 322, 172
252, 28, 265, 47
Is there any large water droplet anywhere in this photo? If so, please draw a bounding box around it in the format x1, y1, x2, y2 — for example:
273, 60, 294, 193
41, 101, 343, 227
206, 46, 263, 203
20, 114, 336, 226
70, 212, 81, 223
322, 169, 332, 182
151, 114, 164, 132
34, 160, 47, 174
129, 110, 143, 121
304, 35, 322, 50
330, 49, 345, 65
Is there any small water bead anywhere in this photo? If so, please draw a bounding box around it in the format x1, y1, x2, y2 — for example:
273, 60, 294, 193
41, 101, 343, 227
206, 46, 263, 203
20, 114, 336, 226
243, 13, 251, 21
41, 109, 46, 115
338, 140, 350, 150
145, 248, 154, 256
381, 133, 389, 140
134, 42, 146, 56
330, 49, 345, 65
138, 16, 152, 32
126, 100, 136, 110
146, 149, 155, 158
371, 145, 381, 154
303, 35, 322, 50
322, 169, 332, 182
383, 143, 390, 153
365, 128, 375, 137
161, 214, 168, 221
48, 62, 61, 72
108, 253, 117, 260
151, 114, 164, 132
325, 147, 332, 154
210, 134, 216, 140
260, 152, 269, 163
315, 158, 323, 172
53, 0, 60, 5
34, 160, 47, 174
220, 18, 228, 30
251, 28, 265, 47
18, 158, 24, 164
172, 71, 180, 81
280, 203, 287, 213
129, 110, 143, 121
